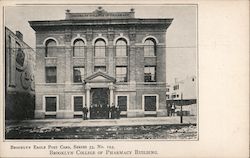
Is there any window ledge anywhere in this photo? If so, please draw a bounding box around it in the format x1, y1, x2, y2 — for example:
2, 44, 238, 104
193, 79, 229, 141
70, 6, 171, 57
72, 57, 85, 59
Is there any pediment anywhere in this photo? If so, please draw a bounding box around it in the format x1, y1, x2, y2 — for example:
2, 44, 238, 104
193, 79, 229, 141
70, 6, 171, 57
84, 71, 116, 83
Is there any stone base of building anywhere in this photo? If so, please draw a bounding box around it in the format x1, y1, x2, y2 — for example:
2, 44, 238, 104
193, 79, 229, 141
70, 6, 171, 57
34, 111, 45, 119
34, 110, 168, 119
56, 111, 73, 119
156, 110, 168, 117
127, 111, 144, 118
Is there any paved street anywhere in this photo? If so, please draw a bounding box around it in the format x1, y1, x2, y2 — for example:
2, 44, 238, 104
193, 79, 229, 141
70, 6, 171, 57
5, 116, 197, 139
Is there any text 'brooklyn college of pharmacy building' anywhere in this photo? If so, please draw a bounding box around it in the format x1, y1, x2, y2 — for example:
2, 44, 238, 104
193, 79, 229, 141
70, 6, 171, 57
29, 7, 173, 119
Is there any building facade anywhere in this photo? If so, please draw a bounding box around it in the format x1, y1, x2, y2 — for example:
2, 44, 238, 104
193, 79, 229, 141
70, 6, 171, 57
29, 7, 173, 119
5, 27, 36, 120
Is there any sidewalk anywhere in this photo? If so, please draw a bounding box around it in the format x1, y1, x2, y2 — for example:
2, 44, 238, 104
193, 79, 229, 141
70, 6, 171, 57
6, 116, 197, 128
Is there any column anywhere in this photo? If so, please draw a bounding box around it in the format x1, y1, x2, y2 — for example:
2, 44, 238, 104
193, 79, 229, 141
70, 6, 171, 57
85, 83, 91, 117
109, 83, 115, 106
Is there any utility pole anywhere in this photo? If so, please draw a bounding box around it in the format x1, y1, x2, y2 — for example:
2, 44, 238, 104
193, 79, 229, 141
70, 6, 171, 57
180, 93, 183, 123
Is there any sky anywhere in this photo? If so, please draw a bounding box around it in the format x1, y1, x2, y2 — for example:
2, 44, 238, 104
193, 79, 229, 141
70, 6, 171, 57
5, 5, 197, 84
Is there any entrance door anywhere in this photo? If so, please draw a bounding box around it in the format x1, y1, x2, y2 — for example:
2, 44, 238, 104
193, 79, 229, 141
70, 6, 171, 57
91, 88, 109, 119
91, 88, 109, 105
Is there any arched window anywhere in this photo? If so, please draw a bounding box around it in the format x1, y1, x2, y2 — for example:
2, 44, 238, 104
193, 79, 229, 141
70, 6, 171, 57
45, 39, 56, 57
116, 39, 127, 57
94, 39, 106, 57
144, 39, 156, 56
73, 39, 85, 57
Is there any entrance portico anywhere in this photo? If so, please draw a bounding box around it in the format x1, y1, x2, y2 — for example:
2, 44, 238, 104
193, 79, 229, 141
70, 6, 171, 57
84, 71, 116, 111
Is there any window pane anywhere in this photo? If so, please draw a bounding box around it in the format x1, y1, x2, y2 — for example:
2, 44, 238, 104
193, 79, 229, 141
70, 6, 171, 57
46, 67, 57, 83
73, 67, 84, 83
116, 67, 127, 82
74, 96, 83, 111
145, 96, 156, 111
94, 40, 106, 57
118, 96, 127, 111
46, 97, 56, 112
144, 39, 155, 56
46, 40, 56, 57
73, 40, 84, 57
144, 66, 156, 82
116, 40, 127, 56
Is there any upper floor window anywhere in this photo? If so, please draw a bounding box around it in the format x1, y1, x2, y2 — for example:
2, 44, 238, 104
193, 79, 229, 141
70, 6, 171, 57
94, 39, 106, 58
73, 67, 85, 83
45, 66, 57, 83
144, 66, 156, 82
116, 66, 127, 82
116, 39, 127, 57
45, 39, 57, 57
73, 40, 85, 57
144, 39, 156, 57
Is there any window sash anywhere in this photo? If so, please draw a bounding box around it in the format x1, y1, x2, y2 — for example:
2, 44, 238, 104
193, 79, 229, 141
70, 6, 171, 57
144, 66, 156, 82
46, 67, 57, 83
144, 96, 156, 111
74, 96, 83, 111
45, 97, 57, 112
73, 67, 84, 83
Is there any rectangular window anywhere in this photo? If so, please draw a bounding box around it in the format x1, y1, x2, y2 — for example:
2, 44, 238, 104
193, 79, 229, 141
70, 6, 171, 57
45, 97, 57, 112
74, 96, 83, 112
144, 96, 157, 111
117, 96, 127, 111
94, 66, 106, 72
73, 67, 84, 83
144, 66, 156, 82
116, 66, 127, 82
45, 67, 57, 83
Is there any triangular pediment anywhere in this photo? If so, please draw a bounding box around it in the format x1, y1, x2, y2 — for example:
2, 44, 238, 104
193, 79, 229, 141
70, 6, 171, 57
84, 71, 116, 83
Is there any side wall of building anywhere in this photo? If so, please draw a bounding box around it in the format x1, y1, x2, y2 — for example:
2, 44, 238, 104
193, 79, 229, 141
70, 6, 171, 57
5, 28, 36, 120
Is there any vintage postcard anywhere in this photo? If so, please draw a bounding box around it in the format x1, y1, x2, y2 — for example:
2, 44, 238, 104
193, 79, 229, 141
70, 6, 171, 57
0, 0, 249, 158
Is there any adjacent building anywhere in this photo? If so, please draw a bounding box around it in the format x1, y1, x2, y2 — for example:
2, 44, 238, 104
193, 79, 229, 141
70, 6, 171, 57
166, 76, 197, 115
5, 27, 36, 120
29, 7, 173, 119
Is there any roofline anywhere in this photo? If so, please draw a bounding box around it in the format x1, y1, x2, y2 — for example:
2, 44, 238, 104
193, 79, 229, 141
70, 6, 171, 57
5, 27, 35, 52
29, 18, 173, 31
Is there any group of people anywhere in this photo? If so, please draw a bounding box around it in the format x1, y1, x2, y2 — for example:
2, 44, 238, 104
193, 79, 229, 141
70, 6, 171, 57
82, 104, 121, 120
167, 103, 176, 116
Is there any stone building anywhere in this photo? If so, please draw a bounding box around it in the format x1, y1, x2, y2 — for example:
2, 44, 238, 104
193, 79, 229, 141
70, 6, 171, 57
5, 27, 36, 120
29, 7, 173, 119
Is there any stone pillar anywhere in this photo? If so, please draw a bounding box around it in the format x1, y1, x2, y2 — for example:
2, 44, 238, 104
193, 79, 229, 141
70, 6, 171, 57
109, 83, 115, 106
85, 83, 91, 117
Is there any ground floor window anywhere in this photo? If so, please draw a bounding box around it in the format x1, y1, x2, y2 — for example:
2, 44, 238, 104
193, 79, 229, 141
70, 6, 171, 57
45, 97, 57, 112
74, 96, 83, 112
117, 96, 127, 111
144, 96, 157, 111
